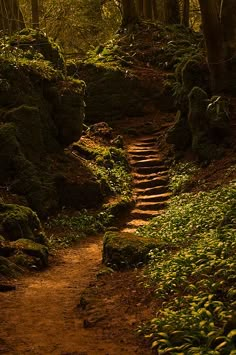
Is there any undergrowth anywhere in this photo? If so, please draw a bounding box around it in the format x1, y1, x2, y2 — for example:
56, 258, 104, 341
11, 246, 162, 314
46, 141, 132, 249
45, 209, 113, 248
169, 162, 199, 194
137, 182, 236, 354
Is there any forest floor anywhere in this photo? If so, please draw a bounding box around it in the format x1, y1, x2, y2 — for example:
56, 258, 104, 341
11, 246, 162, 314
1, 109, 236, 355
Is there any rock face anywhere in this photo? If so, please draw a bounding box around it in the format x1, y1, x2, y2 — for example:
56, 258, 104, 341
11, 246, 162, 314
102, 231, 164, 269
0, 42, 86, 215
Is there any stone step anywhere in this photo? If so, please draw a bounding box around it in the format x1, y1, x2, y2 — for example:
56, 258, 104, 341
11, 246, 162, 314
134, 185, 168, 196
133, 171, 167, 180
129, 154, 158, 161
127, 149, 158, 155
131, 158, 164, 168
137, 137, 157, 143
135, 165, 168, 174
137, 193, 171, 203
121, 227, 137, 233
132, 141, 156, 147
130, 209, 163, 220
136, 201, 168, 210
125, 219, 149, 228
134, 177, 168, 189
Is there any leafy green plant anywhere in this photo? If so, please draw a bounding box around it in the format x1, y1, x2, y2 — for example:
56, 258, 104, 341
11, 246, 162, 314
169, 162, 199, 194
138, 182, 236, 354
45, 209, 113, 248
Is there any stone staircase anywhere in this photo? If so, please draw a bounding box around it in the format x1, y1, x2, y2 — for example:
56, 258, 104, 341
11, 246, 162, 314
122, 136, 171, 233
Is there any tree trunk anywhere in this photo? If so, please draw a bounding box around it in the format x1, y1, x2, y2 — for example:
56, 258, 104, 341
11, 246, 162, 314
0, 0, 25, 34
198, 0, 226, 93
143, 0, 152, 19
152, 0, 158, 20
121, 0, 139, 28
182, 0, 189, 27
135, 0, 144, 17
31, 0, 39, 29
164, 0, 180, 24
221, 0, 236, 91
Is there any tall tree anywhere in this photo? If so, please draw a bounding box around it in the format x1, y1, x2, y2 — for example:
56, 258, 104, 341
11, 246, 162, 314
121, 0, 139, 27
182, 0, 189, 27
31, 0, 39, 29
143, 0, 152, 19
164, 0, 180, 24
0, 0, 25, 34
135, 0, 144, 17
198, 0, 226, 92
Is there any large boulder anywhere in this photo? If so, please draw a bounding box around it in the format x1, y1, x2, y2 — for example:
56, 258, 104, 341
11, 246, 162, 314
103, 231, 165, 269
0, 203, 45, 243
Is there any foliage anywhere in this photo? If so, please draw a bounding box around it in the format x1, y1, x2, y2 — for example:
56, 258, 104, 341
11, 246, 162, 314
87, 145, 132, 197
45, 209, 113, 248
169, 162, 199, 194
138, 182, 236, 354
19, 0, 121, 55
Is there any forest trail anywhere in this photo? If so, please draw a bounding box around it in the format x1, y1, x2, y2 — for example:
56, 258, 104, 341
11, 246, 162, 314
123, 133, 171, 233
0, 235, 152, 355
0, 125, 170, 355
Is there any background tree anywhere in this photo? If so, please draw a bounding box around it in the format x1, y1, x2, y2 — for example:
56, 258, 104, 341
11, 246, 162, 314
164, 0, 180, 24
198, 0, 236, 93
182, 0, 189, 27
120, 0, 139, 27
31, 0, 39, 29
0, 0, 25, 34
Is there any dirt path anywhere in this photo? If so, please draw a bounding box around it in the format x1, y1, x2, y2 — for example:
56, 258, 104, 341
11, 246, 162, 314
0, 122, 172, 355
0, 235, 152, 355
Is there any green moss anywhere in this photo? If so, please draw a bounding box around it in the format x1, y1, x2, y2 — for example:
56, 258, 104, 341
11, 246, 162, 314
0, 203, 44, 243
102, 231, 166, 269
12, 239, 48, 267
0, 256, 21, 277
10, 28, 65, 70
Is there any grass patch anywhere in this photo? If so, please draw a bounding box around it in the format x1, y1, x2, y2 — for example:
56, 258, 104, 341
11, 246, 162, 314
137, 182, 236, 354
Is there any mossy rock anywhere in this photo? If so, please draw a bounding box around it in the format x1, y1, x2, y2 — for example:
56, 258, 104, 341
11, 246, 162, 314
0, 203, 45, 243
2, 105, 44, 162
10, 29, 65, 70
12, 239, 48, 267
0, 256, 21, 277
102, 231, 165, 269
55, 175, 103, 209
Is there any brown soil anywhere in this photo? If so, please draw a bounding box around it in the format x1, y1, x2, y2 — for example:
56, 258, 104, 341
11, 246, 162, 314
0, 235, 155, 355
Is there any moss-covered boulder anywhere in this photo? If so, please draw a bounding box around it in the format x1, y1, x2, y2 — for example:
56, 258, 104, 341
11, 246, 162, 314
12, 239, 48, 267
10, 28, 65, 70
0, 256, 21, 277
0, 203, 45, 243
102, 231, 164, 269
